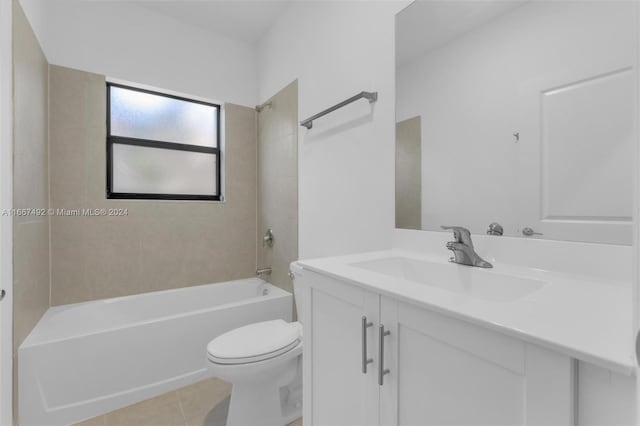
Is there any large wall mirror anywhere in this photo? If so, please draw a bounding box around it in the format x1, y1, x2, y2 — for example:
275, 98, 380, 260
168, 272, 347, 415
395, 1, 636, 244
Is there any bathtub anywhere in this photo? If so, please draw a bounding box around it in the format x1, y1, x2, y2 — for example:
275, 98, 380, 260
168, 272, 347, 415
19, 278, 292, 426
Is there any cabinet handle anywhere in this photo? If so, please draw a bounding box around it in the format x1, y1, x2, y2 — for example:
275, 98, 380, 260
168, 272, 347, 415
361, 316, 373, 374
378, 324, 391, 386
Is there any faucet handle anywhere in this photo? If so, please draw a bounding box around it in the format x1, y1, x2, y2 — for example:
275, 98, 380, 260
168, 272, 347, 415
440, 225, 473, 246
522, 227, 543, 237
486, 222, 504, 236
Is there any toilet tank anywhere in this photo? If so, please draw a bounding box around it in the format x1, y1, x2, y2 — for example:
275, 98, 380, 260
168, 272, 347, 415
290, 262, 308, 323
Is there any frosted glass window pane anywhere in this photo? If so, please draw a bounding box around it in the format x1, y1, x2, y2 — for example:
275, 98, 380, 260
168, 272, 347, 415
112, 144, 217, 195
110, 86, 218, 148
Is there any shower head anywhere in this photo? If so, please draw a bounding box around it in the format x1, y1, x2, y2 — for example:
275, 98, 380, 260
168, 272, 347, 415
255, 101, 273, 112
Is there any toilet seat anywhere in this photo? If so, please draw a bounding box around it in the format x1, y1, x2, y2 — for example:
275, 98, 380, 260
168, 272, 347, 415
207, 320, 302, 365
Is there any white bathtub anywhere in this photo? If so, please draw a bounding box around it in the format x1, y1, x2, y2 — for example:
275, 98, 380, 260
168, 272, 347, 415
19, 278, 292, 426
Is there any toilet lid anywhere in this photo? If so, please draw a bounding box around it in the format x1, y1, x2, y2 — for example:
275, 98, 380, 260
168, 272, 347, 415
207, 320, 301, 365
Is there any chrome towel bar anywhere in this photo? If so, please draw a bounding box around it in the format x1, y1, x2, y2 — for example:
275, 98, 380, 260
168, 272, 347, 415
300, 91, 378, 129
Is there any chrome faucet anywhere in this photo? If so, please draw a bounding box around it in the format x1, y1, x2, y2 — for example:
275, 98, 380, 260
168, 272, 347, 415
441, 226, 492, 268
263, 228, 274, 248
256, 267, 272, 277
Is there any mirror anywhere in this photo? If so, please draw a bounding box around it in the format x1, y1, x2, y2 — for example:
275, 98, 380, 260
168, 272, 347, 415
395, 1, 635, 244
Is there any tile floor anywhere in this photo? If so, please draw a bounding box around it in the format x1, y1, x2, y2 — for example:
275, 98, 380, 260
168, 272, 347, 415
73, 377, 302, 426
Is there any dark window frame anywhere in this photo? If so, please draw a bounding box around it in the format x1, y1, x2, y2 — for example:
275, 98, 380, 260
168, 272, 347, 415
106, 82, 222, 201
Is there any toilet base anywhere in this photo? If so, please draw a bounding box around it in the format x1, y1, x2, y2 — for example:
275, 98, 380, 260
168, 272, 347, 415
227, 383, 300, 426
222, 354, 302, 426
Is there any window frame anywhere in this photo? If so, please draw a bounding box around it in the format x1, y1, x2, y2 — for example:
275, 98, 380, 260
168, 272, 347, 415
106, 82, 222, 201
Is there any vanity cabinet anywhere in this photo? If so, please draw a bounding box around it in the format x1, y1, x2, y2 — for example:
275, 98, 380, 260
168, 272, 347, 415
379, 297, 574, 426
299, 270, 575, 426
302, 271, 380, 426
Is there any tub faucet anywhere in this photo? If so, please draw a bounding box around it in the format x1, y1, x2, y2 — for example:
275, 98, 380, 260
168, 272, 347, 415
256, 267, 272, 277
441, 226, 492, 268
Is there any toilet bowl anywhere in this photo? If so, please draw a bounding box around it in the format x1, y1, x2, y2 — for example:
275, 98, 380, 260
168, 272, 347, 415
207, 319, 303, 426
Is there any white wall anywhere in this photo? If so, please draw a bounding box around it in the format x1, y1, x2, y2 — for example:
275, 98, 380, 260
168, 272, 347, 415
397, 1, 634, 244
19, 0, 258, 106
257, 1, 408, 259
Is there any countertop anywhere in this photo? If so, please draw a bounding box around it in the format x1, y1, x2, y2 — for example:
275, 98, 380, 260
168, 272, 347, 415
297, 248, 636, 375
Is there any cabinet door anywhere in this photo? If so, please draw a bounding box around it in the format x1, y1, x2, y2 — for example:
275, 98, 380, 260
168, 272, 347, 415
298, 270, 380, 426
379, 297, 574, 426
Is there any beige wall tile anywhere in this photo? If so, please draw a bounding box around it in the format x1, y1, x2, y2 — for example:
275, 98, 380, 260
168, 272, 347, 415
12, 1, 49, 220
12, 3, 51, 424
257, 81, 298, 300
11, 0, 50, 348
395, 116, 422, 230
80, 217, 144, 300
13, 221, 50, 348
48, 126, 88, 209
49, 65, 258, 305
50, 216, 86, 304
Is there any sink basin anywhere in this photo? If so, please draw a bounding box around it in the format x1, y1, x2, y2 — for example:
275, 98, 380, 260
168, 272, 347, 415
350, 257, 546, 302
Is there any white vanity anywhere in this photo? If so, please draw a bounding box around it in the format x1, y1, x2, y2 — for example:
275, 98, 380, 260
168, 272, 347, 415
293, 230, 635, 426
351, 0, 640, 423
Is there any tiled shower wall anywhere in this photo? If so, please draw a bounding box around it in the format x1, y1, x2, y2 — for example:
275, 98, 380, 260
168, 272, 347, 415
395, 116, 421, 230
12, 0, 49, 357
257, 81, 298, 296
48, 65, 259, 305
12, 1, 50, 423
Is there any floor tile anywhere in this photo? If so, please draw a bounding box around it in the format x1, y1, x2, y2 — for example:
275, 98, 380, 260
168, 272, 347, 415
288, 417, 303, 426
73, 415, 106, 426
72, 378, 301, 426
177, 377, 232, 426
105, 390, 185, 426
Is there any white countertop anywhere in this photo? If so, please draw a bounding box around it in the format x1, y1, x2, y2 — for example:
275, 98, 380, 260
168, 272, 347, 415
297, 248, 636, 375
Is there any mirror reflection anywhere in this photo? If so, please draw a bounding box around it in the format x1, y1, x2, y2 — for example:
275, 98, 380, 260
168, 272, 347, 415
395, 1, 635, 244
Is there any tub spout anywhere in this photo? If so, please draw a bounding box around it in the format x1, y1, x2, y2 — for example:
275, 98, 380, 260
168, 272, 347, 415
256, 267, 272, 277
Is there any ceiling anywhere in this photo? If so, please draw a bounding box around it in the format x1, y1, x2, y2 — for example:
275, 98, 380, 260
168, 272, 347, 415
132, 0, 292, 44
396, 0, 529, 67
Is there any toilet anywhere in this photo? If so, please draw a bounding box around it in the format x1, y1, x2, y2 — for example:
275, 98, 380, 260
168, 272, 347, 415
207, 270, 305, 426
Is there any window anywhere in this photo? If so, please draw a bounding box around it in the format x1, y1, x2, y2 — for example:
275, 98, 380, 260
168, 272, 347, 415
106, 83, 221, 200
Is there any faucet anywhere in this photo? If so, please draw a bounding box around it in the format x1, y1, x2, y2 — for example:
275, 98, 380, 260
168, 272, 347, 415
256, 267, 272, 277
263, 228, 274, 248
441, 226, 492, 268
